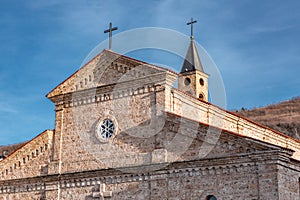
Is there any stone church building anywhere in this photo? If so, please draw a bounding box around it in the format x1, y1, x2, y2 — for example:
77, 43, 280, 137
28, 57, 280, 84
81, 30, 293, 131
1, 34, 300, 200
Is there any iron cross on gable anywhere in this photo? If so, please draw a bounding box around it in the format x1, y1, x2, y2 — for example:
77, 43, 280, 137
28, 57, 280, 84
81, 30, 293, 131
104, 22, 118, 50
92, 183, 112, 200
187, 18, 197, 39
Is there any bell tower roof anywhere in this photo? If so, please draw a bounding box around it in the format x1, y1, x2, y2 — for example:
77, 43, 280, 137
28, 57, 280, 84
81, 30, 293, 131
180, 38, 204, 73
180, 18, 204, 73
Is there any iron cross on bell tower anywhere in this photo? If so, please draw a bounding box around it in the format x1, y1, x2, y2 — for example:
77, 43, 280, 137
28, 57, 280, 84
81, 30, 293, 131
104, 22, 118, 49
187, 18, 197, 40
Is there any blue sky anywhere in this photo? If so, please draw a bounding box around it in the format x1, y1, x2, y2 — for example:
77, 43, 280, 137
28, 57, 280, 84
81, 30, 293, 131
0, 0, 299, 145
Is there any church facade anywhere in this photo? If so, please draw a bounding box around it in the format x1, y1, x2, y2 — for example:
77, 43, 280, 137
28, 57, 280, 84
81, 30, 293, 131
1, 35, 300, 200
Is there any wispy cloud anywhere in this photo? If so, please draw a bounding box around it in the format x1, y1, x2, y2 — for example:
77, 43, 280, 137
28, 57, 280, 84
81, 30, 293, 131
0, 91, 41, 114
0, 102, 18, 113
0, 0, 299, 144
250, 24, 296, 33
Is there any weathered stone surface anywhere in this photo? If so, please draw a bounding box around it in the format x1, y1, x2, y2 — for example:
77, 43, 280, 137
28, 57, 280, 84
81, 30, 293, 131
0, 130, 53, 181
1, 50, 300, 199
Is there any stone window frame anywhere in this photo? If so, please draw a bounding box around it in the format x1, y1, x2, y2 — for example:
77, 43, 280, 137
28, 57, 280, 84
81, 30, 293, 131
95, 115, 118, 143
206, 195, 217, 200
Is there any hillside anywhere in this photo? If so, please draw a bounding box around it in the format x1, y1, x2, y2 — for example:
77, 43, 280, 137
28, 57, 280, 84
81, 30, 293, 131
237, 97, 300, 140
0, 142, 26, 160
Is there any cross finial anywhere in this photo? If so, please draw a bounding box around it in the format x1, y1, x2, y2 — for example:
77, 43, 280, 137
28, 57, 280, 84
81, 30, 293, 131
186, 18, 197, 40
104, 22, 118, 49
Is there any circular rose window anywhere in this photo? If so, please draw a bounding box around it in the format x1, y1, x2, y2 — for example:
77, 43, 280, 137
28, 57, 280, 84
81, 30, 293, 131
97, 119, 115, 140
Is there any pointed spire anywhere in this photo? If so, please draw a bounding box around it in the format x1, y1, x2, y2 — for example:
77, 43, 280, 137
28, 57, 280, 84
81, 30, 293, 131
181, 38, 204, 73
181, 18, 204, 73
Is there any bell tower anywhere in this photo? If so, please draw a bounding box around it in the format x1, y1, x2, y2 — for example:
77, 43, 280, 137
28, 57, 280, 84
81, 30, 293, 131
178, 18, 209, 101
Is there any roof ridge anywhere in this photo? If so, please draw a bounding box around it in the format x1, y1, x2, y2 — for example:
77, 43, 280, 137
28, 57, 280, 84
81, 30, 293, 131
172, 88, 300, 144
106, 50, 178, 75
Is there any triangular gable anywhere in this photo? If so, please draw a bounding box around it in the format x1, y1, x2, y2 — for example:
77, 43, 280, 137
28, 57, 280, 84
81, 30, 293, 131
47, 49, 177, 98
0, 130, 53, 180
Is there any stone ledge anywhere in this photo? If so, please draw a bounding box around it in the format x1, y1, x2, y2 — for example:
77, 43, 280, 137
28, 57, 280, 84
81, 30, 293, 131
0, 151, 285, 194
169, 88, 300, 160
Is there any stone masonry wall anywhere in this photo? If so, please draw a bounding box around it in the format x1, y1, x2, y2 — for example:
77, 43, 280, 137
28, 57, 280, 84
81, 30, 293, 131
278, 163, 300, 200
0, 130, 53, 181
2, 49, 299, 200
48, 78, 168, 174
0, 155, 282, 200
169, 89, 300, 160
